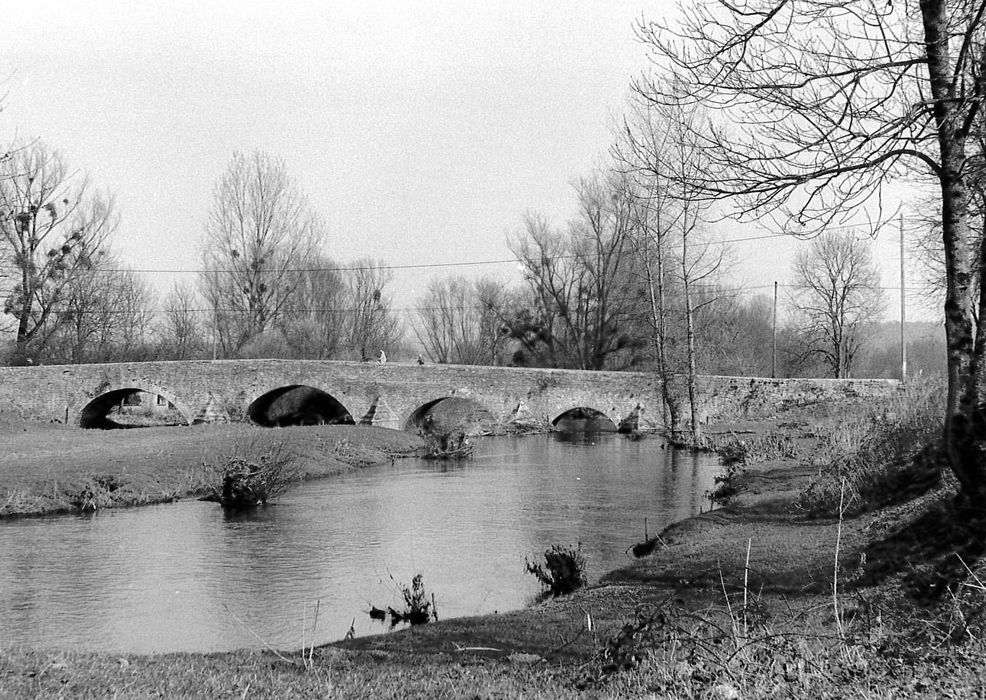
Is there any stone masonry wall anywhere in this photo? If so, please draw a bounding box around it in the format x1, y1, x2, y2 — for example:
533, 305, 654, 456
0, 359, 903, 430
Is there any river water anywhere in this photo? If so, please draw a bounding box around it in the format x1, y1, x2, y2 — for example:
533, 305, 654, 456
0, 431, 719, 653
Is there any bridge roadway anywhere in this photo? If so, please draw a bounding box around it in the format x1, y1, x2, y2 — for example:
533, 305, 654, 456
0, 359, 902, 431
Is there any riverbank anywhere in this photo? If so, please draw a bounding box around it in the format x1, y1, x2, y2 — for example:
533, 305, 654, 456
3, 396, 985, 698
0, 418, 423, 517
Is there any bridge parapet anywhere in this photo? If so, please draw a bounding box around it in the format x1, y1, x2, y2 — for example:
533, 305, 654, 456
0, 359, 902, 431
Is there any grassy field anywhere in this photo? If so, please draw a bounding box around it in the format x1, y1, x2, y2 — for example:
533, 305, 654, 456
0, 419, 423, 517
4, 383, 986, 698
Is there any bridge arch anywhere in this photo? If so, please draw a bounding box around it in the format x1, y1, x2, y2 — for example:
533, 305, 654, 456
247, 385, 355, 427
404, 396, 496, 434
78, 384, 194, 429
550, 406, 619, 432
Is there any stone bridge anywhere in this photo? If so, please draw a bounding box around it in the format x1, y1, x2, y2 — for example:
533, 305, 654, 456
0, 359, 902, 432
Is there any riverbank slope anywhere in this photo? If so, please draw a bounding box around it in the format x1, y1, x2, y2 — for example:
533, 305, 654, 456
0, 418, 423, 517
2, 401, 984, 698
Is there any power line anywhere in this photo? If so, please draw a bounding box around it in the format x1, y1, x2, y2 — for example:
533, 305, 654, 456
0, 258, 521, 275
50, 281, 918, 316
0, 226, 904, 276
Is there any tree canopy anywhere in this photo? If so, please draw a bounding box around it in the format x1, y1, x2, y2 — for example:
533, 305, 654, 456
635, 0, 986, 505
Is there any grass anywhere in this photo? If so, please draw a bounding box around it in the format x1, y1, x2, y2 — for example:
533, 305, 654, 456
0, 645, 584, 699
0, 423, 422, 517
700, 429, 802, 506
0, 471, 190, 517
7, 549, 986, 699
797, 377, 945, 517
702, 430, 800, 467
578, 528, 986, 699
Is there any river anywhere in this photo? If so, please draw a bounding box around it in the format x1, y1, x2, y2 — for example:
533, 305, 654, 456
0, 431, 720, 653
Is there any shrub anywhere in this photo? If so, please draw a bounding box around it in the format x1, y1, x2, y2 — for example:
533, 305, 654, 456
707, 462, 746, 506
202, 440, 295, 509
396, 573, 437, 625
373, 574, 438, 626
73, 475, 123, 512
525, 543, 587, 596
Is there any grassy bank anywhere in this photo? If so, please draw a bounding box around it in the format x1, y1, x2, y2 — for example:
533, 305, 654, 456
0, 420, 423, 517
4, 384, 986, 698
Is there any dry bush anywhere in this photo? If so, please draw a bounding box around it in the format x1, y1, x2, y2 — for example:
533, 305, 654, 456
525, 544, 587, 596
579, 568, 899, 695
73, 475, 124, 512
332, 437, 379, 467
798, 378, 944, 518
394, 574, 438, 625
371, 573, 439, 626
202, 440, 296, 508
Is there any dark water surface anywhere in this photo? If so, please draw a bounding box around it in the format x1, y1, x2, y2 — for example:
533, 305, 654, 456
0, 432, 719, 653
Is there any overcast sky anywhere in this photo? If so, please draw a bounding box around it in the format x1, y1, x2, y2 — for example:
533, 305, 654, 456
2, 1, 925, 324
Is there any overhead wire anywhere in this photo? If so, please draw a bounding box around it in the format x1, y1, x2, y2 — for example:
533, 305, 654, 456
0, 223, 906, 275
0, 219, 926, 321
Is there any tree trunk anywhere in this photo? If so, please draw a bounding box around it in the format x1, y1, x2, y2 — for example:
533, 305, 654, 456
640, 225, 680, 434
920, 0, 986, 507
682, 232, 701, 443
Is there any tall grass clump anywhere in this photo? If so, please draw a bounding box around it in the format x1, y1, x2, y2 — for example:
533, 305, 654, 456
525, 543, 587, 596
797, 377, 945, 517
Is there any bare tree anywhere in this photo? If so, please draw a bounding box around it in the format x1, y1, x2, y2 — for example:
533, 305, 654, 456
41, 261, 156, 364
618, 103, 684, 430
345, 258, 403, 361
0, 143, 116, 363
111, 269, 157, 361
48, 268, 111, 363
635, 0, 986, 505
159, 281, 206, 360
507, 172, 646, 370
630, 199, 685, 429
415, 276, 479, 364
790, 232, 886, 378
414, 275, 510, 365
618, 97, 726, 440
474, 277, 510, 365
279, 255, 347, 359
200, 151, 322, 356
678, 224, 724, 442
691, 292, 773, 376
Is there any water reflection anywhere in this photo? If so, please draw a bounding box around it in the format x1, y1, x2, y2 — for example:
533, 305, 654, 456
0, 433, 720, 653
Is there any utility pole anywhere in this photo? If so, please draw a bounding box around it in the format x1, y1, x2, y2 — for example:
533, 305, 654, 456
212, 305, 218, 361
771, 280, 778, 378
899, 214, 907, 384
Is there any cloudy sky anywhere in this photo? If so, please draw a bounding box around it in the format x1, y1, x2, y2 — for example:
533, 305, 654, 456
1, 1, 920, 323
